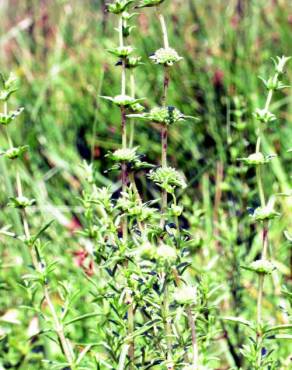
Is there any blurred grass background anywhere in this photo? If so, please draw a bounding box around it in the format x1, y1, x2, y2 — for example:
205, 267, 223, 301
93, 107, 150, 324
0, 0, 292, 368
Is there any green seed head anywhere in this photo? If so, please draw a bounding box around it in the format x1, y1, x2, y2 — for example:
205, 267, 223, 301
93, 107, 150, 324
126, 56, 142, 68
107, 0, 134, 14
238, 152, 275, 166
136, 0, 165, 8
0, 107, 24, 126
174, 285, 197, 305
170, 204, 183, 216
108, 45, 134, 58
248, 259, 275, 275
253, 108, 276, 124
1, 145, 28, 160
156, 244, 177, 261
251, 205, 280, 222
110, 147, 138, 162
150, 48, 183, 66
101, 94, 144, 108
8, 196, 35, 209
149, 166, 186, 193
127, 106, 196, 125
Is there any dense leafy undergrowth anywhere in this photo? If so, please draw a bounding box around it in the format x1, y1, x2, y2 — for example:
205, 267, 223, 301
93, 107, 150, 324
0, 1, 292, 369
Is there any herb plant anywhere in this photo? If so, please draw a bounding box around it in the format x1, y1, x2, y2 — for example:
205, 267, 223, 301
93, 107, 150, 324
223, 57, 292, 369
0, 74, 78, 368
1, 1, 292, 370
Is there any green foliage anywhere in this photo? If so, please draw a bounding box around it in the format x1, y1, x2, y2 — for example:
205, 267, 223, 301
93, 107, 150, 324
0, 1, 292, 369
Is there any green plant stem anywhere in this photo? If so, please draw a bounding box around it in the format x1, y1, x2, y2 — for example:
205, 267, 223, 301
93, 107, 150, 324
161, 125, 168, 167
255, 74, 278, 366
186, 306, 199, 369
119, 15, 128, 235
129, 71, 135, 148
156, 10, 174, 367
171, 193, 179, 230
160, 60, 170, 229
156, 6, 170, 227
160, 70, 169, 226
3, 101, 75, 368
44, 286, 75, 367
118, 13, 134, 369
118, 344, 130, 370
91, 68, 104, 161
127, 299, 135, 368
121, 106, 128, 190
160, 124, 168, 228
163, 279, 174, 369
256, 166, 265, 207
157, 11, 169, 49
129, 172, 144, 232
264, 74, 278, 111
161, 67, 170, 107
20, 171, 75, 369
119, 17, 126, 96
173, 268, 199, 367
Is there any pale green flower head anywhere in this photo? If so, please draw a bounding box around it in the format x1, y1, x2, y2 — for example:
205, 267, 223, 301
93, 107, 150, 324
150, 47, 183, 66
107, 147, 152, 172
128, 106, 197, 125
156, 244, 177, 261
8, 196, 35, 209
149, 166, 187, 193
259, 75, 290, 91
110, 147, 138, 162
253, 108, 276, 124
251, 204, 280, 222
80, 161, 95, 184
108, 45, 134, 58
1, 145, 28, 160
101, 94, 144, 108
126, 56, 143, 68
238, 152, 276, 166
170, 204, 183, 217
0, 107, 24, 126
174, 285, 197, 305
136, 0, 165, 8
107, 0, 134, 14
95, 187, 113, 210
242, 259, 275, 275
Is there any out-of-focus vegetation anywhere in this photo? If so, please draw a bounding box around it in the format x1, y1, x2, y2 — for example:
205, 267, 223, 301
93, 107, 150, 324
0, 0, 292, 369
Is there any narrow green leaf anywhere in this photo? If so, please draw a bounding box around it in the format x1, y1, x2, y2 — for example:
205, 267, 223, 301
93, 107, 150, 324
64, 311, 101, 326
265, 324, 292, 334
221, 316, 254, 329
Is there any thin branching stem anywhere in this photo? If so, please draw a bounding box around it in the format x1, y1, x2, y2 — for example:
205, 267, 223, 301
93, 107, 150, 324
186, 306, 199, 369
160, 36, 170, 228
256, 166, 266, 207
156, 7, 174, 367
255, 70, 278, 367
118, 13, 135, 368
129, 71, 135, 148
119, 17, 126, 96
163, 278, 174, 369
3, 100, 75, 368
157, 12, 169, 49
172, 267, 199, 367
